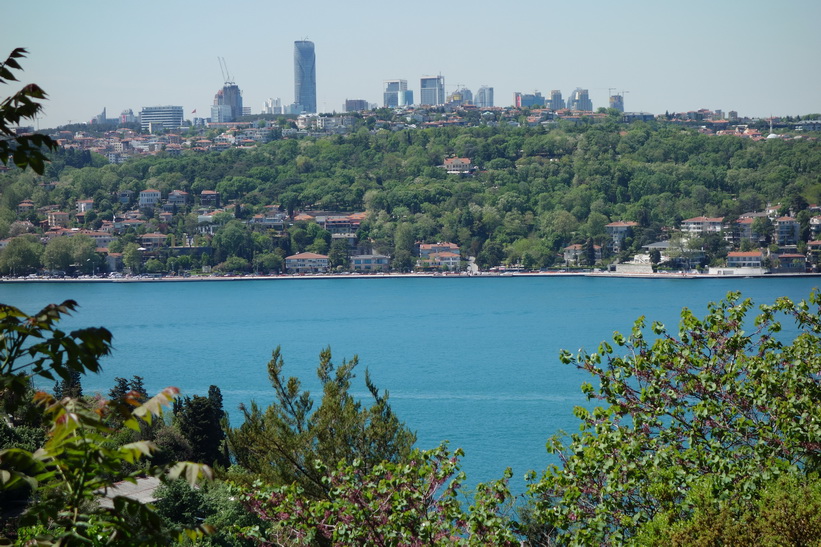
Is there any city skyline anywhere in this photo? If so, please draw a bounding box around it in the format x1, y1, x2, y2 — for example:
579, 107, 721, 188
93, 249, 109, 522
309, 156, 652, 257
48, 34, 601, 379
5, 0, 820, 128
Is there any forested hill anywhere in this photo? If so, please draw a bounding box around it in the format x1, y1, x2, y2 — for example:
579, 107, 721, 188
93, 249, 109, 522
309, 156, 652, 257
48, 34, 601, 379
2, 121, 820, 269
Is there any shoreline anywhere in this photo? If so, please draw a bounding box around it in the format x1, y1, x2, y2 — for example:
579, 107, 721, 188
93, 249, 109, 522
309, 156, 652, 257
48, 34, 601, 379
3, 271, 821, 283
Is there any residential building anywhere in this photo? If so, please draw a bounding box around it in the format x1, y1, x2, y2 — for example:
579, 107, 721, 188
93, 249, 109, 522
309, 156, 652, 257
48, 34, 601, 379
447, 88, 472, 106
294, 40, 317, 113
420, 242, 460, 258
726, 251, 764, 268
384, 80, 412, 108
680, 216, 724, 234
139, 106, 183, 132
76, 199, 94, 213
442, 157, 473, 174
213, 82, 243, 123
139, 233, 167, 250
564, 243, 602, 265
262, 98, 282, 115
167, 190, 189, 207
605, 221, 638, 252
609, 94, 624, 112
285, 252, 328, 273
139, 189, 161, 208
200, 190, 220, 207
549, 90, 564, 110
117, 190, 134, 205
774, 216, 800, 246
777, 253, 806, 273
344, 99, 369, 112
474, 86, 494, 108
424, 251, 461, 271
515, 92, 545, 108
17, 199, 35, 215
47, 211, 70, 228
567, 88, 593, 111
420, 76, 445, 106
350, 254, 390, 272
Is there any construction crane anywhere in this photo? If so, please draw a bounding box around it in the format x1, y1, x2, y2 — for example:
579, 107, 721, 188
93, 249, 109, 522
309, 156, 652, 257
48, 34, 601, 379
217, 57, 234, 85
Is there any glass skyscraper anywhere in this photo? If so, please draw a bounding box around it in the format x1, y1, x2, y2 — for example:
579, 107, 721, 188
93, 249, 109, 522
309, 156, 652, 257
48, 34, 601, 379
420, 76, 445, 106
294, 40, 317, 113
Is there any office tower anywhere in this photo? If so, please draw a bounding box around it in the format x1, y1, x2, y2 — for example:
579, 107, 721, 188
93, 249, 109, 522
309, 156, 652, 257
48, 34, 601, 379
212, 82, 243, 122
294, 40, 317, 113
262, 98, 282, 115
475, 86, 494, 108
139, 106, 183, 132
344, 99, 369, 112
420, 75, 445, 106
447, 87, 472, 106
550, 90, 564, 110
568, 88, 593, 111
609, 94, 624, 112
120, 109, 136, 124
384, 79, 411, 108
514, 92, 545, 108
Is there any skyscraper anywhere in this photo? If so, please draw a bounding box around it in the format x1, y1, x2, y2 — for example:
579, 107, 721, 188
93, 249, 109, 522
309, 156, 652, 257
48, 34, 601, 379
609, 94, 624, 112
212, 82, 243, 122
420, 75, 445, 106
384, 79, 412, 108
475, 86, 494, 108
568, 88, 593, 111
294, 40, 317, 113
550, 90, 565, 110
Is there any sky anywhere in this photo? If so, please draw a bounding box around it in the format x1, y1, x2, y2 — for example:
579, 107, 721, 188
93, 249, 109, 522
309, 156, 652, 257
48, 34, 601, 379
5, 0, 821, 129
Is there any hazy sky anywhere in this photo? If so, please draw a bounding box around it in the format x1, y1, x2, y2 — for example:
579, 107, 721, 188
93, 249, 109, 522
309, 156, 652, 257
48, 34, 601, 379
5, 0, 820, 128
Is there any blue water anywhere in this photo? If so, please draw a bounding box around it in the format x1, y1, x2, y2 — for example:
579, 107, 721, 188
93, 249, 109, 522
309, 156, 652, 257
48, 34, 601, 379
3, 276, 819, 493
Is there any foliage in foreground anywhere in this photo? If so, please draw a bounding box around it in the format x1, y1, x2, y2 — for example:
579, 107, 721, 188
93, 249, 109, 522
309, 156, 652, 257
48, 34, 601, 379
0, 301, 213, 545
529, 291, 821, 545
240, 444, 519, 546
228, 346, 416, 499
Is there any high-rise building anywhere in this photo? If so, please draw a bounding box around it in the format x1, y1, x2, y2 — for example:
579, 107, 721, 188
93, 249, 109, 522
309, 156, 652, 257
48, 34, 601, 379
514, 92, 545, 108
294, 40, 317, 113
568, 88, 593, 111
420, 75, 445, 106
120, 109, 136, 124
212, 82, 243, 122
384, 79, 412, 108
609, 94, 624, 112
344, 99, 369, 112
550, 90, 565, 110
475, 86, 494, 108
139, 106, 184, 132
447, 87, 473, 106
262, 98, 282, 115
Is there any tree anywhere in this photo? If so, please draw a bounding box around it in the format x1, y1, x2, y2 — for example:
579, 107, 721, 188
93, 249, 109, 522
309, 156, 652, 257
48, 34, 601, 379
228, 347, 416, 500
241, 445, 518, 546
122, 242, 142, 274
0, 235, 42, 275
528, 292, 821, 544
0, 301, 213, 544
0, 48, 58, 174
253, 252, 282, 274
328, 238, 350, 269
175, 387, 228, 468
752, 216, 774, 245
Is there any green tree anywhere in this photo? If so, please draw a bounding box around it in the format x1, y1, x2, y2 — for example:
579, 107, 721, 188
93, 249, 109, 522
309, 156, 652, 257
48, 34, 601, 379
122, 242, 142, 274
327, 238, 350, 269
528, 292, 821, 544
0, 235, 42, 275
0, 301, 213, 544
228, 347, 416, 500
0, 48, 58, 174
174, 386, 228, 468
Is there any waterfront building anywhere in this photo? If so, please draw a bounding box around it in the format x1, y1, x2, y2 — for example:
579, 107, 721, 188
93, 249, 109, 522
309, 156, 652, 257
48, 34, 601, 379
139, 106, 183, 132
285, 252, 329, 273
350, 254, 390, 272
420, 76, 445, 106
475, 86, 494, 108
605, 221, 638, 252
294, 40, 317, 113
